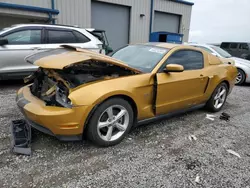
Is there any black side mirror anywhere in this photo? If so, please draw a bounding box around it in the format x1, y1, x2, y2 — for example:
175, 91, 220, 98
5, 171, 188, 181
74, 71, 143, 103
0, 38, 8, 46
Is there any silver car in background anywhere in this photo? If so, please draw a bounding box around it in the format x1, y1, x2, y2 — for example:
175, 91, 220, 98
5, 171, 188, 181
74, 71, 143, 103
189, 43, 250, 85
0, 24, 103, 80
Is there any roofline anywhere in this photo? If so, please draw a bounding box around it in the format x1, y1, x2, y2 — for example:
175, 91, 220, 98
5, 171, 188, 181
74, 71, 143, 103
170, 0, 194, 6
10, 23, 81, 29
0, 2, 59, 14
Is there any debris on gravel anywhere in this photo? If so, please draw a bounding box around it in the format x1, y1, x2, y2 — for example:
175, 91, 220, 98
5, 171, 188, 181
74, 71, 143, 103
1, 81, 250, 187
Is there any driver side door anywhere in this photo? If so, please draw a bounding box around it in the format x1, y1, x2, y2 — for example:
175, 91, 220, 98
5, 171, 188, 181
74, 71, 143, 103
156, 50, 209, 115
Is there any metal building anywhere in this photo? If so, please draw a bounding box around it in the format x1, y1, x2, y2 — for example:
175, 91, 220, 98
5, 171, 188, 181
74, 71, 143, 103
0, 0, 193, 50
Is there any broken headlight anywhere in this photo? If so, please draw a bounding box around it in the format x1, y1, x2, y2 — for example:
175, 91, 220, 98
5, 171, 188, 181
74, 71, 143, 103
55, 87, 72, 108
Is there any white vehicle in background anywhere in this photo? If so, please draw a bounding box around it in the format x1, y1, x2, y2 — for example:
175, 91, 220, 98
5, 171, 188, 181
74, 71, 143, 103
0, 24, 103, 80
189, 43, 250, 85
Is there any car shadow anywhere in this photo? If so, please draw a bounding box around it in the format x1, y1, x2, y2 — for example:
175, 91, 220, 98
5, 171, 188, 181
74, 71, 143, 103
243, 83, 250, 86
0, 79, 24, 89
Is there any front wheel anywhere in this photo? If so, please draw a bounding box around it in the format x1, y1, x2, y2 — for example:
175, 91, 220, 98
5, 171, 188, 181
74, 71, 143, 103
86, 98, 134, 147
206, 82, 228, 112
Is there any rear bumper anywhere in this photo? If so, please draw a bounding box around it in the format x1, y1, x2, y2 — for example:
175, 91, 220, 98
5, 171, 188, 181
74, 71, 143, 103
16, 86, 92, 141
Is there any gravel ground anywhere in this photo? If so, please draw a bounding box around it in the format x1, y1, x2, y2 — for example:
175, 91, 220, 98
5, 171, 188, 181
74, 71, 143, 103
0, 80, 250, 188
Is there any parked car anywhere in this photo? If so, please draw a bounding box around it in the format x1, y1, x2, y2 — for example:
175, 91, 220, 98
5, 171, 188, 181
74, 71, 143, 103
16, 43, 237, 146
189, 43, 250, 85
0, 24, 103, 80
86, 28, 113, 55
220, 42, 250, 60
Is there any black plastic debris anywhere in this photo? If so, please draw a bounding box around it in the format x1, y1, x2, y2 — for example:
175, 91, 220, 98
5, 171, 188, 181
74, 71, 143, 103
10, 119, 32, 155
220, 112, 230, 122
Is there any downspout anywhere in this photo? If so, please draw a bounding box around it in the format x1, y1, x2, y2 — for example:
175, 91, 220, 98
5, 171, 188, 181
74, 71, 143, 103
149, 0, 154, 40
51, 0, 55, 24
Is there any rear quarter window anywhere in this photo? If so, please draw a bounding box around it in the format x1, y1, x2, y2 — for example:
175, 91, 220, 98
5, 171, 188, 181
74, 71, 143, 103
73, 31, 90, 43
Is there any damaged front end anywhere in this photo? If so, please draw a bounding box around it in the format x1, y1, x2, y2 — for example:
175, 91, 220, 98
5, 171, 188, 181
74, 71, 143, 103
24, 55, 139, 108
25, 68, 73, 108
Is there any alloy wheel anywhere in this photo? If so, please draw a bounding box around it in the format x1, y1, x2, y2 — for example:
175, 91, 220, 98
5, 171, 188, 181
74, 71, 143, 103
213, 85, 227, 109
235, 71, 243, 84
97, 105, 129, 142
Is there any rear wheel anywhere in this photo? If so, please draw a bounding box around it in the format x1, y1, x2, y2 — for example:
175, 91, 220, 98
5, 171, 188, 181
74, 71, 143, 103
206, 82, 228, 112
86, 98, 134, 147
235, 69, 246, 85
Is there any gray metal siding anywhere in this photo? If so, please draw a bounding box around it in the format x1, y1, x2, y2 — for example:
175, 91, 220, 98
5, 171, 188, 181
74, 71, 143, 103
0, 0, 51, 20
91, 1, 130, 50
95, 0, 151, 44
0, 0, 192, 43
55, 0, 151, 44
154, 0, 192, 42
55, 0, 91, 28
0, 16, 45, 29
0, 0, 51, 8
153, 11, 180, 33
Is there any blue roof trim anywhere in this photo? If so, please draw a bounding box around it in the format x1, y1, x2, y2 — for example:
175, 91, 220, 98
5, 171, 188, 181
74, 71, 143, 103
170, 0, 194, 6
0, 2, 59, 14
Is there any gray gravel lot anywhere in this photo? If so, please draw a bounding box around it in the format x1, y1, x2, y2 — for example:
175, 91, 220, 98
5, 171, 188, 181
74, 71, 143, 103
0, 80, 250, 188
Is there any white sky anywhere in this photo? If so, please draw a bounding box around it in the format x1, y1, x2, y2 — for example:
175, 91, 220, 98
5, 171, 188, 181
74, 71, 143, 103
188, 0, 250, 43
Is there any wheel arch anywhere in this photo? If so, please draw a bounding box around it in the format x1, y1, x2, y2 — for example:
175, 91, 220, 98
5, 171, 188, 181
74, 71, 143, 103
83, 94, 138, 134
221, 80, 230, 90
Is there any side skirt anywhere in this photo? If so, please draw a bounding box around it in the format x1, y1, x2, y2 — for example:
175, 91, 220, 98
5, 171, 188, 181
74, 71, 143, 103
136, 103, 206, 126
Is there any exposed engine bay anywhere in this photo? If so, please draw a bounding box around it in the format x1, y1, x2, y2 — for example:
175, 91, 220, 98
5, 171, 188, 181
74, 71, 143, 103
26, 60, 137, 108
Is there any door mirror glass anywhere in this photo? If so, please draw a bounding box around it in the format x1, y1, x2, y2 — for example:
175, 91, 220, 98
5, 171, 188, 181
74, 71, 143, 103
164, 64, 184, 73
0, 38, 8, 46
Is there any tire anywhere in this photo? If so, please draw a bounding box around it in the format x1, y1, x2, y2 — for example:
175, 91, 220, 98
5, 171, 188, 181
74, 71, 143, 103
86, 98, 134, 147
235, 69, 246, 85
206, 82, 228, 112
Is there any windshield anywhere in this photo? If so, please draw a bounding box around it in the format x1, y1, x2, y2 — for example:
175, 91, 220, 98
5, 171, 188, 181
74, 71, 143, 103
111, 45, 169, 72
211, 46, 232, 58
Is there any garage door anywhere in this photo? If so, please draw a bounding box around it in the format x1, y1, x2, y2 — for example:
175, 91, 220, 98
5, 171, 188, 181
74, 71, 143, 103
153, 11, 180, 33
91, 1, 130, 51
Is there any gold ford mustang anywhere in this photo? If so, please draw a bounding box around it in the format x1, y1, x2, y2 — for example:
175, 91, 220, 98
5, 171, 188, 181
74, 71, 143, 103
16, 43, 237, 146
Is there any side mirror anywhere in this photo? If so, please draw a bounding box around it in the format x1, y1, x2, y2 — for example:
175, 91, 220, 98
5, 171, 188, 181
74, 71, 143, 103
164, 64, 184, 73
0, 38, 8, 46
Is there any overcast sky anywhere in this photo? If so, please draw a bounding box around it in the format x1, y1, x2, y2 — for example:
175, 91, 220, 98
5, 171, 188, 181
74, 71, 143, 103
189, 0, 250, 44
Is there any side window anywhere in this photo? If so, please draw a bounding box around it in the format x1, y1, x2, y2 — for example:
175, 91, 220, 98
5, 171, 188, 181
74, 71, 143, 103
73, 31, 90, 43
3, 30, 41, 45
163, 50, 204, 71
239, 43, 249, 50
221, 43, 230, 48
229, 43, 238, 49
48, 30, 77, 44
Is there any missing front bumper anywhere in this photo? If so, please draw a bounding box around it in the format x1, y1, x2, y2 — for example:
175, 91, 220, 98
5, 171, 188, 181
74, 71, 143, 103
10, 119, 32, 155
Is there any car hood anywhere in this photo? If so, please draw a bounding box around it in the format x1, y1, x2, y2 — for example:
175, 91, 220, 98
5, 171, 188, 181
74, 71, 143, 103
25, 46, 142, 73
231, 57, 250, 66
219, 57, 235, 65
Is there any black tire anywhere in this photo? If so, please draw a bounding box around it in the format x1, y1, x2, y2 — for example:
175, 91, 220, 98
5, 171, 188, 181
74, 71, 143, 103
86, 98, 134, 147
235, 69, 246, 85
206, 82, 228, 112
